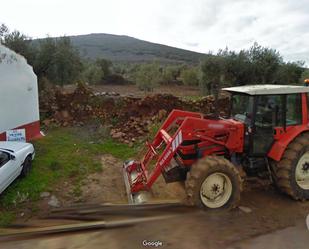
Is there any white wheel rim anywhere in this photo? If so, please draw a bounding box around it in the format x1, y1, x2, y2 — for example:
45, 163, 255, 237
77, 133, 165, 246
200, 172, 232, 208
295, 152, 309, 190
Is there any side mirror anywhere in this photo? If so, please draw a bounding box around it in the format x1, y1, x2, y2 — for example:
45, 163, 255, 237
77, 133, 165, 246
10, 154, 16, 160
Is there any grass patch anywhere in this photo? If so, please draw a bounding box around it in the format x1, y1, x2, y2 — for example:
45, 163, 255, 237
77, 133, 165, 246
147, 122, 162, 140
0, 211, 15, 227
181, 95, 204, 101
94, 139, 137, 160
0, 126, 138, 226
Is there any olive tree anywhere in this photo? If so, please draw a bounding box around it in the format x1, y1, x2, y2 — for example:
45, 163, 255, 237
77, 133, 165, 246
200, 55, 225, 95
180, 67, 199, 86
134, 63, 161, 92
82, 62, 104, 84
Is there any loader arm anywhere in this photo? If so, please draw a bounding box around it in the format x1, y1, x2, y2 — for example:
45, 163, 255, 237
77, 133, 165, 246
123, 109, 243, 204
150, 109, 203, 149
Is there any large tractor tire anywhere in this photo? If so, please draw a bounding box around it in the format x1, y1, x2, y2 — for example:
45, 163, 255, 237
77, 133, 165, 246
273, 133, 309, 200
185, 156, 242, 209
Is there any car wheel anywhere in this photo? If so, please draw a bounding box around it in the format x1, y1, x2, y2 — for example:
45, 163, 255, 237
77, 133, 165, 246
20, 155, 32, 177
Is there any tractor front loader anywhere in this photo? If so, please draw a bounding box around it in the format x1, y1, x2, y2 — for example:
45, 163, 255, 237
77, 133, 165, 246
124, 84, 309, 209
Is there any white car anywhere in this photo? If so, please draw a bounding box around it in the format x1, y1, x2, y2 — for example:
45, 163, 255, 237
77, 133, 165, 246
0, 142, 35, 194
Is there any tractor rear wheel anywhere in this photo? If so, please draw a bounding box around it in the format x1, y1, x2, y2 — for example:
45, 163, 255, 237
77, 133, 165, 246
274, 133, 309, 200
185, 156, 242, 209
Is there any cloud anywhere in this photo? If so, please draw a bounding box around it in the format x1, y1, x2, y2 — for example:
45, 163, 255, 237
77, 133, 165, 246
145, 0, 309, 64
181, 0, 309, 64
1, 0, 308, 65
185, 42, 199, 47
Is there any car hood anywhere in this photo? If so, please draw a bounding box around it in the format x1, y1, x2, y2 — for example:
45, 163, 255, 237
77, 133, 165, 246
0, 141, 32, 153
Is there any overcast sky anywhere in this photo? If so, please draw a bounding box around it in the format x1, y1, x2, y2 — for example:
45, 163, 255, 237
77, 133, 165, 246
1, 0, 309, 64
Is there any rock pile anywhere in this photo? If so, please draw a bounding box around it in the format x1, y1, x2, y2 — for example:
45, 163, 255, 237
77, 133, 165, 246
40, 84, 230, 143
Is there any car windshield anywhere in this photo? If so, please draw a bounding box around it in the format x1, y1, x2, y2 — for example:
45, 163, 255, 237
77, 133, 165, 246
231, 94, 254, 122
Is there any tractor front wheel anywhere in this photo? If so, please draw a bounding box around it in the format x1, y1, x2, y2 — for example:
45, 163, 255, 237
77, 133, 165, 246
185, 156, 242, 209
274, 133, 309, 200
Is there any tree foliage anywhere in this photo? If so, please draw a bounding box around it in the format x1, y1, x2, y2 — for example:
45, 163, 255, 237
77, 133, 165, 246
276, 61, 305, 85
200, 55, 225, 94
81, 62, 104, 84
200, 43, 305, 94
161, 65, 182, 84
95, 58, 112, 78
134, 63, 161, 92
1, 24, 83, 86
0, 24, 8, 37
300, 69, 309, 83
248, 43, 283, 83
34, 37, 82, 85
180, 67, 199, 86
34, 37, 57, 80
0, 24, 36, 65
1, 23, 307, 91
53, 37, 82, 85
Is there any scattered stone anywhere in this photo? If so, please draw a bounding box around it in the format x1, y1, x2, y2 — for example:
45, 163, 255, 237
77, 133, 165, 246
111, 130, 125, 139
128, 142, 134, 147
48, 195, 61, 208
42, 119, 51, 126
40, 192, 51, 198
157, 109, 167, 120
61, 110, 70, 119
239, 206, 252, 213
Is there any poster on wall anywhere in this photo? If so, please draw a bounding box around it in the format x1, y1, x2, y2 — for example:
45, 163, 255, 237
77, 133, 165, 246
6, 129, 26, 142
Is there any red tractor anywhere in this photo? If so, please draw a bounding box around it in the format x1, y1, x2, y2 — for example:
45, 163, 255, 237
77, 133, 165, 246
123, 84, 309, 209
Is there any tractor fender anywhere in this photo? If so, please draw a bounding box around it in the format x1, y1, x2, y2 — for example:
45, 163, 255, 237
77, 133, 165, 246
268, 125, 309, 161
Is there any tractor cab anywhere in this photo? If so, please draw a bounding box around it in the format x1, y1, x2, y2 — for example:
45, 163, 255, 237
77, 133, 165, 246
223, 85, 309, 157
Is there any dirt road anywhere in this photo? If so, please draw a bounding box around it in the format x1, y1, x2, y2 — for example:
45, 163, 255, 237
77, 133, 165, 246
228, 222, 309, 249
1, 154, 309, 249
1, 191, 308, 249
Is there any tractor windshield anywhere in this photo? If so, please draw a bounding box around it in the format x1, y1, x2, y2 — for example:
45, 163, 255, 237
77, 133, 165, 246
231, 94, 254, 123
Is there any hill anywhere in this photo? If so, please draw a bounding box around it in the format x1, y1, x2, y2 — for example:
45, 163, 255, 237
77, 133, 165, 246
66, 33, 205, 64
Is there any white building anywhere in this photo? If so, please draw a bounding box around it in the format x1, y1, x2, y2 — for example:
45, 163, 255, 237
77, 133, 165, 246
0, 44, 41, 141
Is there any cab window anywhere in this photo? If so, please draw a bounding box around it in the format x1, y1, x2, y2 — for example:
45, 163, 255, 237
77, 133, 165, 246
231, 94, 254, 123
255, 95, 284, 127
286, 94, 302, 125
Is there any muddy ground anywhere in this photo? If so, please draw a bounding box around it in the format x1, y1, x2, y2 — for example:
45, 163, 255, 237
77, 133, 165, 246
80, 155, 186, 204
2, 154, 309, 249
33, 154, 186, 209
2, 84, 309, 248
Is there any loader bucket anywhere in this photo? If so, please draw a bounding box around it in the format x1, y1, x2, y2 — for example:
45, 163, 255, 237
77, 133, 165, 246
122, 110, 205, 204
123, 160, 151, 204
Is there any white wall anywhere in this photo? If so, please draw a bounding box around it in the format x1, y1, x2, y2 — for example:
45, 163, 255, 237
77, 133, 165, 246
0, 44, 39, 132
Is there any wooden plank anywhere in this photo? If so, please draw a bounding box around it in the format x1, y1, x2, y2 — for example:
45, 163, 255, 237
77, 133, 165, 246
0, 214, 177, 242
51, 202, 183, 214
